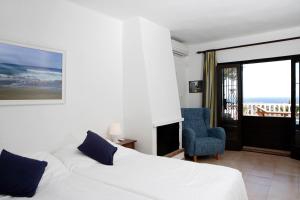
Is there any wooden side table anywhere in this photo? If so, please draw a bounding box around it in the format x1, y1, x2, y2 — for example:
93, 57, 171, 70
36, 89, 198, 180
117, 139, 137, 149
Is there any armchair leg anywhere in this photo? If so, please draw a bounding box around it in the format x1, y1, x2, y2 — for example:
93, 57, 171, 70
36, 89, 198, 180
215, 153, 219, 160
193, 156, 197, 162
184, 154, 189, 160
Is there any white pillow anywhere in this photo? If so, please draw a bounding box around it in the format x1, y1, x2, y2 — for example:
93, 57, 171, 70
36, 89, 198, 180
53, 143, 98, 170
24, 152, 69, 187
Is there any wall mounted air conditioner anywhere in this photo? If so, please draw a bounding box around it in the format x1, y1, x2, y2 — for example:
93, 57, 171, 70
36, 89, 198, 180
171, 39, 189, 57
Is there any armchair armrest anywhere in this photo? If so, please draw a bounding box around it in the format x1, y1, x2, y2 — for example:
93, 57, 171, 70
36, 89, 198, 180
182, 128, 196, 156
207, 127, 226, 141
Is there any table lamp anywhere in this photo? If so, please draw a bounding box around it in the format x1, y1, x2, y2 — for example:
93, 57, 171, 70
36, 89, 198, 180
109, 122, 122, 142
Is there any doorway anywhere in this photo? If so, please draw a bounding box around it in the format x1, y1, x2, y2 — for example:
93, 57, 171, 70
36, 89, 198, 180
217, 55, 300, 151
242, 60, 293, 150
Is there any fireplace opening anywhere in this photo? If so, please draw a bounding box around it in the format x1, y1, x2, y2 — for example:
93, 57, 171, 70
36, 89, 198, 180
157, 122, 179, 156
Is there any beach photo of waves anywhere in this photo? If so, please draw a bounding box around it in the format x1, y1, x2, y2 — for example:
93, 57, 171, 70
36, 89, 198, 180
0, 42, 63, 100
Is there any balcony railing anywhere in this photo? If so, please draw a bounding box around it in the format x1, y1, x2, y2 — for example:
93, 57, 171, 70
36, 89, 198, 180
243, 103, 292, 117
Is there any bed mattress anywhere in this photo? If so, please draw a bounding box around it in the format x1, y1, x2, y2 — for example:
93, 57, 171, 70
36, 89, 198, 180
54, 144, 248, 200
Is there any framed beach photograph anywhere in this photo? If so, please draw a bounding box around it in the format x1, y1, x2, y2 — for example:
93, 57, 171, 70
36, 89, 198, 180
0, 41, 65, 105
189, 80, 203, 93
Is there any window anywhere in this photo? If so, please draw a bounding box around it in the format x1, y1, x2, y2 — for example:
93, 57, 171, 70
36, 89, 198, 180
222, 67, 238, 120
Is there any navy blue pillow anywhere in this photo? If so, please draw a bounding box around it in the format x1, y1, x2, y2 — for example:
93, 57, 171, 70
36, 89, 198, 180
0, 150, 48, 197
78, 131, 118, 165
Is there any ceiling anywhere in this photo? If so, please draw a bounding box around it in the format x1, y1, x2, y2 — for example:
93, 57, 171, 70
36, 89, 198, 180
68, 0, 300, 44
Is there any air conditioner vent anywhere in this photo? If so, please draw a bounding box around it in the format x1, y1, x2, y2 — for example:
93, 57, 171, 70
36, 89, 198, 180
171, 39, 189, 57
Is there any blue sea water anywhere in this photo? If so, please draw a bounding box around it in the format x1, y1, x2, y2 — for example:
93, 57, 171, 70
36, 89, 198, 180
244, 97, 292, 104
0, 63, 62, 89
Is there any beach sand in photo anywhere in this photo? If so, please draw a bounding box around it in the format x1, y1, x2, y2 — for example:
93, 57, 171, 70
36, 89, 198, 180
0, 87, 62, 100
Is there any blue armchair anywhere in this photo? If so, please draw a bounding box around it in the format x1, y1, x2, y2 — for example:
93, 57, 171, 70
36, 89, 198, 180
181, 108, 226, 161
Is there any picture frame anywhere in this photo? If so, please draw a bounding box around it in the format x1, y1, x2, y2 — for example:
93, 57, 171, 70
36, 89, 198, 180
189, 80, 203, 93
0, 40, 65, 105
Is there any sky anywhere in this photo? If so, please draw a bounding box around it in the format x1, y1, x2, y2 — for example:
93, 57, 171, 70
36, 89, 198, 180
243, 60, 291, 98
0, 43, 62, 69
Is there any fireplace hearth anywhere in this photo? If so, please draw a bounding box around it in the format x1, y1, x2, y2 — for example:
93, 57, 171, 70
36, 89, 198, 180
157, 122, 180, 156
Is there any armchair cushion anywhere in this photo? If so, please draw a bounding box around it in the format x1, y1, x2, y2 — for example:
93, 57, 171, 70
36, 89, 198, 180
194, 137, 224, 156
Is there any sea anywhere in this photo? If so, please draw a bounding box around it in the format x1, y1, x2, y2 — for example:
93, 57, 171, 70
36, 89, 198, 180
243, 97, 293, 104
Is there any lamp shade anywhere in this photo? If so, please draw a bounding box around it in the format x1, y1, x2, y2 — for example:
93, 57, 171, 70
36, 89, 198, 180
109, 123, 121, 136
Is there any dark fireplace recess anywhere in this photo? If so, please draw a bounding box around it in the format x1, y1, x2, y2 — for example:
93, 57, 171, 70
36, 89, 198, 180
157, 122, 179, 156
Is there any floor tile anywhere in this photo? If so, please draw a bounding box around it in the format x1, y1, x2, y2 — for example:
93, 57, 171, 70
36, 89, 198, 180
245, 181, 270, 199
245, 174, 272, 187
193, 150, 300, 200
274, 162, 300, 177
268, 174, 299, 199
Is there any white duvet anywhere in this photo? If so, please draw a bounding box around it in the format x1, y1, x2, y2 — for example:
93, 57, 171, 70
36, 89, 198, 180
0, 152, 153, 200
54, 144, 248, 200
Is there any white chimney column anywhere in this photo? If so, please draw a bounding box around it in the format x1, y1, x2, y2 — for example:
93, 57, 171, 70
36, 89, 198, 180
123, 17, 182, 155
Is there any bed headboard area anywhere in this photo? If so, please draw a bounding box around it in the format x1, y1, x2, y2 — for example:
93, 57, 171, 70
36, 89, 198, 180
0, 105, 112, 154
0, 106, 94, 153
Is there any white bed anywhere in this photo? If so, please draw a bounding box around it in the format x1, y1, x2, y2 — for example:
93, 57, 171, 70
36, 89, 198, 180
54, 143, 248, 200
0, 152, 153, 200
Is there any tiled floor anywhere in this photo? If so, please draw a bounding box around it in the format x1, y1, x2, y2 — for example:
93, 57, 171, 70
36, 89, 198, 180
196, 151, 300, 200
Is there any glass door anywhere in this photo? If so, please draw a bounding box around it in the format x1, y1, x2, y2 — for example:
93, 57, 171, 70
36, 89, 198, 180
292, 58, 300, 158
217, 63, 243, 150
295, 60, 300, 127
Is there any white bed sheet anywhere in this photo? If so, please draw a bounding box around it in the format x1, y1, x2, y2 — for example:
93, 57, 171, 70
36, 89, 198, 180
0, 152, 153, 200
54, 144, 248, 200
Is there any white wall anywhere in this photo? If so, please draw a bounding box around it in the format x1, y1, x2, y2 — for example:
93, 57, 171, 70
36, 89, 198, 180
184, 26, 300, 107
122, 18, 153, 154
174, 55, 188, 107
185, 53, 204, 107
0, 0, 123, 153
123, 17, 182, 154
